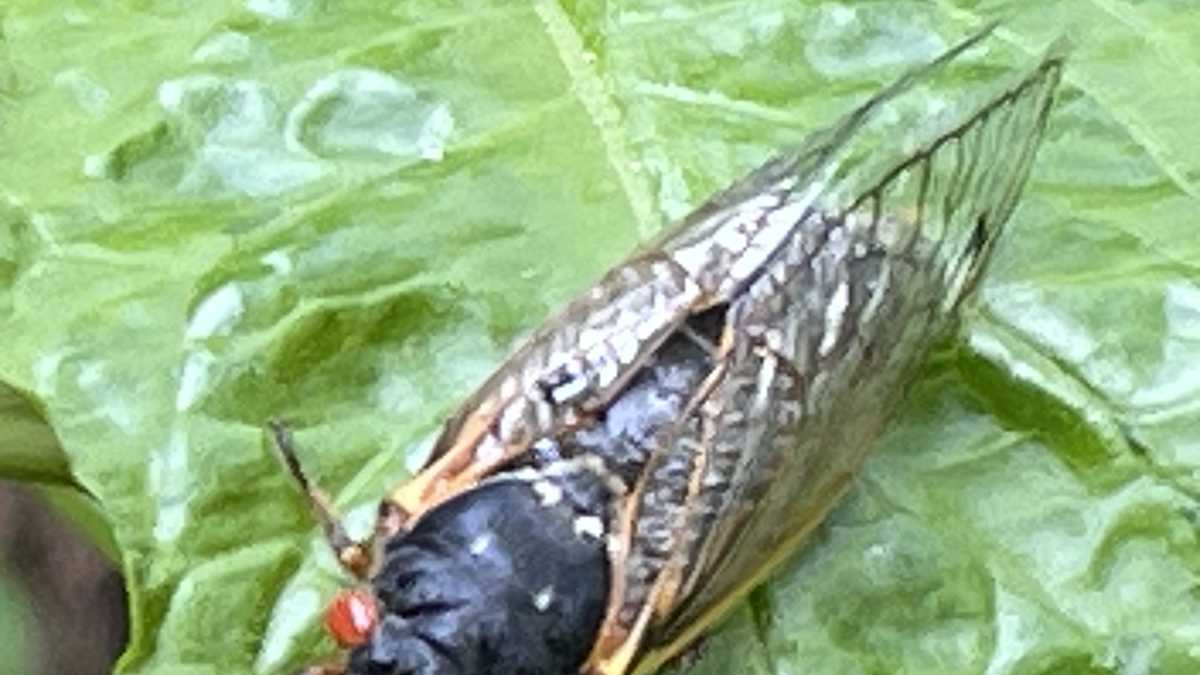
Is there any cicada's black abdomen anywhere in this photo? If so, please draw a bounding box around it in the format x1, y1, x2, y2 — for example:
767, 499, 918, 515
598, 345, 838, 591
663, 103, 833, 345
347, 472, 610, 675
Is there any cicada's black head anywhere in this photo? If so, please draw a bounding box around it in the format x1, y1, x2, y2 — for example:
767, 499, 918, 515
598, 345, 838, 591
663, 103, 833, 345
346, 470, 611, 675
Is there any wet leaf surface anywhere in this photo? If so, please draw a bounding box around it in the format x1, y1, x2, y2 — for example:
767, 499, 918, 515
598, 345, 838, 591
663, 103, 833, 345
0, 2, 1197, 674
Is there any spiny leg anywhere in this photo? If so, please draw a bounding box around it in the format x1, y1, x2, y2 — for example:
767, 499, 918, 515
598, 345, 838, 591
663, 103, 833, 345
268, 420, 374, 580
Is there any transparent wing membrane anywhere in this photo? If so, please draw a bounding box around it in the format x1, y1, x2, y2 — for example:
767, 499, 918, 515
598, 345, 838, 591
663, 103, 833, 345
635, 31, 1067, 671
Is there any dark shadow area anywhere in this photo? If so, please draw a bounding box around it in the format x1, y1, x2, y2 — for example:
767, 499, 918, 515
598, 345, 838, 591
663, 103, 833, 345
0, 481, 128, 675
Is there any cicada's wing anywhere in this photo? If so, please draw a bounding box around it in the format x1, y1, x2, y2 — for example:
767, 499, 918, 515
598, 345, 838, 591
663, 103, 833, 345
648, 22, 1009, 305
635, 38, 1067, 668
390, 23, 1023, 526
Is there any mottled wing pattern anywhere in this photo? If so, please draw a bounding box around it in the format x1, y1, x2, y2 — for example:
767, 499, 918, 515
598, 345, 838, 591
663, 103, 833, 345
397, 253, 704, 514
649, 23, 1007, 309
404, 25, 1038, 519
646, 43, 1067, 652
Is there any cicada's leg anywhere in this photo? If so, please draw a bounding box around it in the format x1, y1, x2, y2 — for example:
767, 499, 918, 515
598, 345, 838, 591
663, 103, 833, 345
268, 420, 374, 580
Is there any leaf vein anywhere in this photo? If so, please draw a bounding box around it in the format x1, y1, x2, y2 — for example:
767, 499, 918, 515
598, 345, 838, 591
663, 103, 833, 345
532, 0, 661, 237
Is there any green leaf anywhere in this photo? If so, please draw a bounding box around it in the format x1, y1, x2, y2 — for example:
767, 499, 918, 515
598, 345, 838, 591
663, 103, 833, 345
1, 2, 1197, 675
0, 383, 70, 484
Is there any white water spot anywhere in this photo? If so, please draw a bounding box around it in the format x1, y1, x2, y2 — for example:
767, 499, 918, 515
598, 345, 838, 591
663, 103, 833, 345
76, 361, 102, 390
469, 533, 493, 556
149, 425, 192, 543
186, 284, 244, 340
532, 585, 555, 612
246, 0, 309, 21
54, 69, 110, 116
286, 69, 454, 161
157, 76, 218, 112
176, 350, 215, 411
192, 31, 252, 64
574, 515, 604, 540
865, 542, 889, 560
981, 586, 1039, 675
371, 372, 419, 415
749, 10, 785, 41
197, 145, 324, 197
533, 481, 563, 507
75, 361, 137, 433
159, 76, 326, 197
331, 502, 377, 544
806, 4, 948, 78
33, 350, 69, 397
255, 586, 323, 672
82, 154, 108, 179
418, 103, 454, 162
259, 249, 293, 275
827, 3, 857, 26
208, 79, 280, 136
694, 7, 785, 60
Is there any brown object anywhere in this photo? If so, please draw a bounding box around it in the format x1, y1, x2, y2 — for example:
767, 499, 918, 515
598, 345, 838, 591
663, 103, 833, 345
0, 481, 127, 675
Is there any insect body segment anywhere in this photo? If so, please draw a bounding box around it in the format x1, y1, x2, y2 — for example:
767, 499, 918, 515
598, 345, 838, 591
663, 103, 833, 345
347, 466, 612, 675
277, 23, 1065, 675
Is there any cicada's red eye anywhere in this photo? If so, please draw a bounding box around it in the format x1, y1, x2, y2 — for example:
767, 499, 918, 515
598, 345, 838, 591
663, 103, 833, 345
324, 588, 378, 648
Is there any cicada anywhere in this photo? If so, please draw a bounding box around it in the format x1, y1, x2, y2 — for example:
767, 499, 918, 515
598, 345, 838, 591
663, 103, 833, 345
274, 23, 1066, 675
